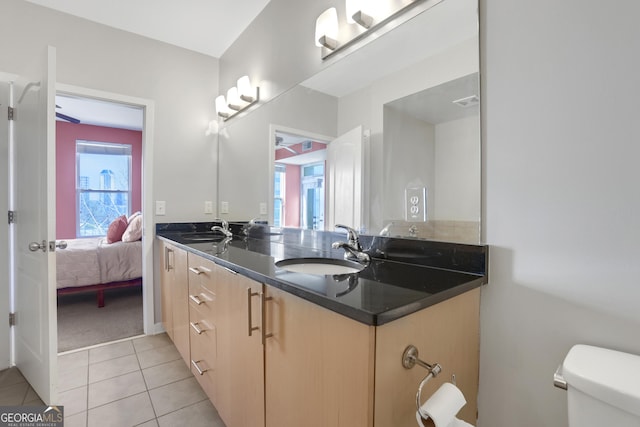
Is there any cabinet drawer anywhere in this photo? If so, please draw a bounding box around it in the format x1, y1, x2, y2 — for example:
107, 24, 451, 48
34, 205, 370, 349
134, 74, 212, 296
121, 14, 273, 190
188, 282, 216, 321
188, 254, 217, 294
190, 322, 217, 404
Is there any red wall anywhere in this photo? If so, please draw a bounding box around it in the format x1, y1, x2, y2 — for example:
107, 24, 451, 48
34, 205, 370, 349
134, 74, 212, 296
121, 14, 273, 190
56, 122, 142, 239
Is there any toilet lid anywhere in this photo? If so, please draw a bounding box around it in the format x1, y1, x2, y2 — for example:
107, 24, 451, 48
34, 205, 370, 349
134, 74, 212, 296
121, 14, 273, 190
563, 344, 640, 417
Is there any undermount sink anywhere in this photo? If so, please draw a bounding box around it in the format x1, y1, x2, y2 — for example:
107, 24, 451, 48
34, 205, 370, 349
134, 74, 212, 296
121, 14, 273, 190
275, 257, 365, 275
180, 232, 230, 242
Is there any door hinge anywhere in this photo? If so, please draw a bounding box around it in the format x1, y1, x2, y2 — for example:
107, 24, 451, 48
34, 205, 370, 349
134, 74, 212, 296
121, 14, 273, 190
8, 106, 14, 121
9, 312, 16, 327
8, 210, 15, 224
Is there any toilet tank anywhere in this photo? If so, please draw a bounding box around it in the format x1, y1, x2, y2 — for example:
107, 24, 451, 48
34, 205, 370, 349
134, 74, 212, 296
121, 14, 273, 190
561, 344, 640, 427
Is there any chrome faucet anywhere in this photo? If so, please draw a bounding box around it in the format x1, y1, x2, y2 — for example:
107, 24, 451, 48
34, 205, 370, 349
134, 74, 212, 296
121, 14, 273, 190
211, 218, 233, 237
242, 217, 261, 236
332, 224, 370, 263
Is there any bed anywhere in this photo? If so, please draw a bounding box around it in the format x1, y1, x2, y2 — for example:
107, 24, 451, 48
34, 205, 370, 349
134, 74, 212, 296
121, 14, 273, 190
56, 237, 142, 307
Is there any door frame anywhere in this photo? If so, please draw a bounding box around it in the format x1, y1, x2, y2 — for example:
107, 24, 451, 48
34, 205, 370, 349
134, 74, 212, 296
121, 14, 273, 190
268, 124, 333, 228
56, 83, 156, 335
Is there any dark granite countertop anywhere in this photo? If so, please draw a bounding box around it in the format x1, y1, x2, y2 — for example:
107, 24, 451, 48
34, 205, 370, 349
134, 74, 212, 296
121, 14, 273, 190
156, 223, 487, 326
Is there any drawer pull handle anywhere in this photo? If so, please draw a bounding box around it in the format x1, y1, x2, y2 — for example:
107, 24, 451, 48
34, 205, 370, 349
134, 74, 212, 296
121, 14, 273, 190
190, 322, 204, 335
189, 294, 204, 305
191, 360, 207, 375
247, 288, 260, 337
189, 267, 202, 275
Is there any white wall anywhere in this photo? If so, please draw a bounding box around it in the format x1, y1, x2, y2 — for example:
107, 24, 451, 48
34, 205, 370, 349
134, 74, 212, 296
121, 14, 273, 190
479, 0, 640, 426
383, 107, 435, 221
434, 116, 480, 221
0, 0, 220, 324
0, 0, 219, 223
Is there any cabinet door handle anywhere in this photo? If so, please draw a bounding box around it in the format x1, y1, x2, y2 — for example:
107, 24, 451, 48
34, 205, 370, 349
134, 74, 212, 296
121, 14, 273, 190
261, 291, 273, 345
189, 294, 204, 305
247, 288, 260, 337
189, 267, 203, 275
191, 360, 208, 375
166, 248, 174, 271
190, 322, 204, 335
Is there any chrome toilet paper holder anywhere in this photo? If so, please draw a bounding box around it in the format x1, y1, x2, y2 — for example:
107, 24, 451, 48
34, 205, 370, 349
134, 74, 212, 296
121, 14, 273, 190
402, 345, 443, 419
402, 344, 442, 375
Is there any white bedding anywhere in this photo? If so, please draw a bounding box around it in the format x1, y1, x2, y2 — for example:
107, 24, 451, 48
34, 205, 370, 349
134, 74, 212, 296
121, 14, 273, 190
56, 237, 142, 289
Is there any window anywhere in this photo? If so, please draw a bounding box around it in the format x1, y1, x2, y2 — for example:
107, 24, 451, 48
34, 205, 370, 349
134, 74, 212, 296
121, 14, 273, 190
300, 162, 324, 230
76, 141, 132, 237
274, 164, 286, 227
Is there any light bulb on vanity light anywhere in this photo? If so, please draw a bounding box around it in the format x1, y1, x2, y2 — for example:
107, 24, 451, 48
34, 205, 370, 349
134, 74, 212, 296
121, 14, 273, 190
226, 87, 243, 111
215, 95, 230, 119
315, 7, 339, 50
237, 76, 256, 103
346, 0, 373, 28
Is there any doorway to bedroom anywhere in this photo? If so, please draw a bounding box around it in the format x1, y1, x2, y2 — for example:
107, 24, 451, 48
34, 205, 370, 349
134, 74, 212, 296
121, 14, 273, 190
54, 93, 146, 353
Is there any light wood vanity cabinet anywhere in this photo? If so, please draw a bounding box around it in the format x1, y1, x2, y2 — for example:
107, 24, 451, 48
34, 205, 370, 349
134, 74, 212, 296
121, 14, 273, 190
159, 241, 189, 365
160, 242, 480, 427
264, 284, 376, 427
215, 266, 265, 427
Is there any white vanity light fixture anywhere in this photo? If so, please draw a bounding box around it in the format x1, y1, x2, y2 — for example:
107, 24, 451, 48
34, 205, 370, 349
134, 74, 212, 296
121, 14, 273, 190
346, 0, 373, 28
226, 87, 242, 111
316, 0, 427, 60
216, 76, 260, 121
315, 8, 339, 50
237, 75, 257, 103
215, 95, 231, 119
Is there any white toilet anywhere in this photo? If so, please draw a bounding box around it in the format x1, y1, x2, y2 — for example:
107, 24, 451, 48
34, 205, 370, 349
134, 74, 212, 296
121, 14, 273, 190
557, 344, 640, 426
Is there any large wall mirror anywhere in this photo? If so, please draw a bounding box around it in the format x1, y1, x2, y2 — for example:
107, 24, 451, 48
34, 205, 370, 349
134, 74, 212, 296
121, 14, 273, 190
217, 0, 480, 244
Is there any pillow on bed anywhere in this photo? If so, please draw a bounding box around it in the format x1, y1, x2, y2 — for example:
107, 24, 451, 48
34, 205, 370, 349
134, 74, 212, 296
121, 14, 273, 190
122, 213, 143, 242
128, 211, 141, 223
106, 215, 128, 243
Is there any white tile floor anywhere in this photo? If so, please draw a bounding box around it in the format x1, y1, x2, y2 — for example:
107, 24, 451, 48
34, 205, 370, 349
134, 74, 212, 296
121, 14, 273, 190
0, 334, 226, 427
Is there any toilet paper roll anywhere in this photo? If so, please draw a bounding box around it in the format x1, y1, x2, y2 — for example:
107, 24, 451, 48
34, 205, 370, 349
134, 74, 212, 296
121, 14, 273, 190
418, 382, 467, 427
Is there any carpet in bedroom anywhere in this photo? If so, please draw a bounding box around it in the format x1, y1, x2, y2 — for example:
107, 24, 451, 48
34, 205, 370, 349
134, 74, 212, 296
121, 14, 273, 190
57, 286, 143, 352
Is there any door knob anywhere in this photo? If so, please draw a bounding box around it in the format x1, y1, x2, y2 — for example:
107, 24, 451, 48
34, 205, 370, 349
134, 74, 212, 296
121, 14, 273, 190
51, 240, 67, 250
28, 240, 47, 252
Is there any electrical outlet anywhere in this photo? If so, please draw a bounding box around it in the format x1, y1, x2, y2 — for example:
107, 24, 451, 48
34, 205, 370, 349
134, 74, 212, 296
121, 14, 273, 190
155, 201, 166, 216
404, 187, 427, 221
259, 202, 267, 215
220, 201, 229, 214
204, 201, 213, 214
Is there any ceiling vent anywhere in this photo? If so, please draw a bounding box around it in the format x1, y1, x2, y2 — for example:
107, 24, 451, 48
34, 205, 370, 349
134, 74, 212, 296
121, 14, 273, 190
302, 141, 313, 151
452, 95, 479, 108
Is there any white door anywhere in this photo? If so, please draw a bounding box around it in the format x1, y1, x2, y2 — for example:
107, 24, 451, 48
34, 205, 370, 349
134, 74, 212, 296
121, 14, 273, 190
12, 46, 58, 404
0, 80, 10, 370
326, 125, 365, 231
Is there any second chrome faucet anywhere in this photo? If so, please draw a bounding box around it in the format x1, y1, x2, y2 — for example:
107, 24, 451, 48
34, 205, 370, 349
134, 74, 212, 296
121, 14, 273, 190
332, 224, 370, 263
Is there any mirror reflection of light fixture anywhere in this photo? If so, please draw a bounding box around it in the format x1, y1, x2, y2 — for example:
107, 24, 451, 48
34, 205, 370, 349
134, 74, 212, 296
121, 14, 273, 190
227, 87, 242, 111
216, 76, 260, 121
216, 95, 230, 119
315, 8, 339, 50
237, 76, 256, 102
346, 0, 373, 28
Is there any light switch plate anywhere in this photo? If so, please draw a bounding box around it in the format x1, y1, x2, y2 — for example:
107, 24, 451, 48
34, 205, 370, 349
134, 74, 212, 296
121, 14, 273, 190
259, 202, 267, 215
204, 201, 213, 214
220, 201, 229, 214
155, 201, 166, 216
